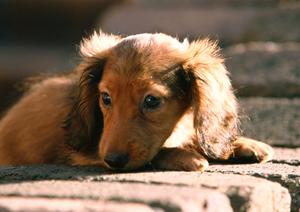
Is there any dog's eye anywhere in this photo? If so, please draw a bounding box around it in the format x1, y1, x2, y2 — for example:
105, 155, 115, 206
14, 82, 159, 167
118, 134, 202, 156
101, 92, 112, 106
143, 95, 161, 111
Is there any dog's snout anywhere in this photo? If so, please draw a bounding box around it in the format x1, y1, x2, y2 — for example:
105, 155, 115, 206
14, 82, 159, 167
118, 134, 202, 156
104, 153, 129, 169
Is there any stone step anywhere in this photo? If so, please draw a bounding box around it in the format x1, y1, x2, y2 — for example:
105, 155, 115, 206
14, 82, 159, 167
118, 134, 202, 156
240, 98, 300, 147
0, 147, 298, 211
225, 42, 300, 97
0, 181, 233, 212
101, 3, 300, 45
0, 198, 156, 212
0, 164, 292, 211
207, 148, 300, 212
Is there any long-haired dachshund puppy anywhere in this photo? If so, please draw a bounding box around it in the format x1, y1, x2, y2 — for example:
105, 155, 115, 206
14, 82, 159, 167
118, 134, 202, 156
0, 31, 274, 171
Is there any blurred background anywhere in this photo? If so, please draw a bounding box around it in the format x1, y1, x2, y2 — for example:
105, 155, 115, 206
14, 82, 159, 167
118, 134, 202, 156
0, 0, 299, 113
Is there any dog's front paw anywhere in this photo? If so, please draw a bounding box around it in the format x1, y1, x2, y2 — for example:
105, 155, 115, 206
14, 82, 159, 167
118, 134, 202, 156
233, 137, 274, 163
152, 148, 209, 172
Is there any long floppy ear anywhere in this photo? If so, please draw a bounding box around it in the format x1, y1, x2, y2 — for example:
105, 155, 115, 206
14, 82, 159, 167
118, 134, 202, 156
64, 58, 105, 152
185, 39, 239, 160
64, 31, 121, 151
78, 58, 105, 139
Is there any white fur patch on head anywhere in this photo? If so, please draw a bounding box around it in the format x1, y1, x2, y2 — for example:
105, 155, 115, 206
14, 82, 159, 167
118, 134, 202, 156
80, 30, 190, 57
123, 33, 189, 52
80, 30, 121, 57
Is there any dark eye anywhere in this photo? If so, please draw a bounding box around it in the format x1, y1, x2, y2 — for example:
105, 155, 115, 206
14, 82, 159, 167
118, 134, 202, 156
143, 95, 161, 111
101, 92, 112, 106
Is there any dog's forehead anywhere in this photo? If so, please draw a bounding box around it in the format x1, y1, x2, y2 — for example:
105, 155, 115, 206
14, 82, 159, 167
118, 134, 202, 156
107, 33, 189, 75
121, 33, 189, 52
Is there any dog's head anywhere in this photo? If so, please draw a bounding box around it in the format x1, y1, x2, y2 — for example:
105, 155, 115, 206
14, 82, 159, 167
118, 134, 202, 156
73, 31, 238, 170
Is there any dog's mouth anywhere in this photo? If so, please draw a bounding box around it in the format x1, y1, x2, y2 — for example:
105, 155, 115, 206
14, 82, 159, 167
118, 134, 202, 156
103, 153, 129, 170
102, 153, 155, 171
100, 139, 164, 171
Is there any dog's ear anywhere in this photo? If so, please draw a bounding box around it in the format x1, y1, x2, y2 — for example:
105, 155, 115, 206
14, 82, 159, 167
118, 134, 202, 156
64, 58, 105, 152
185, 39, 239, 159
79, 58, 105, 138
64, 31, 121, 151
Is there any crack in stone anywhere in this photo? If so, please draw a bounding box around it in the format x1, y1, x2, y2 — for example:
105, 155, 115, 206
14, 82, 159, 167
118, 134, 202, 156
206, 169, 299, 211
271, 160, 300, 166
108, 197, 180, 212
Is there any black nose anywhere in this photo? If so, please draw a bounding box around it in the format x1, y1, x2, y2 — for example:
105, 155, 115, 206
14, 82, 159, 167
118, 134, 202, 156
104, 153, 129, 169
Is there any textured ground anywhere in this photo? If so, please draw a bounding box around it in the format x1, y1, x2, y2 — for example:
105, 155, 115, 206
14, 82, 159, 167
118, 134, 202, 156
0, 147, 298, 211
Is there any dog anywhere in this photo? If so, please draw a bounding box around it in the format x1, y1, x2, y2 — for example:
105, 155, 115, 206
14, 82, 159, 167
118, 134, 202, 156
0, 31, 274, 171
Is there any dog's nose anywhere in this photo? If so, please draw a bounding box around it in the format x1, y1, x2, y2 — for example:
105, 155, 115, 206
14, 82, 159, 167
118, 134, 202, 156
104, 153, 129, 169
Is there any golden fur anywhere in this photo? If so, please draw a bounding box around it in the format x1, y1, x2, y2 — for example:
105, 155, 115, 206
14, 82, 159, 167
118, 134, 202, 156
0, 31, 274, 171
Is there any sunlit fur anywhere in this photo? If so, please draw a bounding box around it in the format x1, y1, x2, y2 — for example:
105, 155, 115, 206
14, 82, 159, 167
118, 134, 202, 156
0, 31, 274, 171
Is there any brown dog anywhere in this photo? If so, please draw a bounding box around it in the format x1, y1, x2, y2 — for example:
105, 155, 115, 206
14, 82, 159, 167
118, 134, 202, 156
0, 31, 274, 171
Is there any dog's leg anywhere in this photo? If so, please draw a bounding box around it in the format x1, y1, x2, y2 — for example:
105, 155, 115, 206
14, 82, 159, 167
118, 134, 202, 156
232, 137, 274, 163
151, 147, 209, 172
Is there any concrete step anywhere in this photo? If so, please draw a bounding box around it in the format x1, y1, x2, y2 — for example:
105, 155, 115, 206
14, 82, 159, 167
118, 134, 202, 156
0, 147, 298, 211
0, 181, 232, 212
240, 98, 300, 147
207, 148, 300, 212
0, 198, 156, 212
225, 42, 300, 97
0, 170, 291, 211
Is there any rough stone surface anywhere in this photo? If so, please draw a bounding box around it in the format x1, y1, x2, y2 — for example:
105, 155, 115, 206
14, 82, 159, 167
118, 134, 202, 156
83, 172, 291, 212
207, 163, 299, 212
0, 197, 155, 212
0, 148, 298, 211
240, 98, 300, 147
273, 147, 300, 166
0, 181, 232, 212
206, 148, 300, 212
225, 43, 300, 97
0, 174, 289, 212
